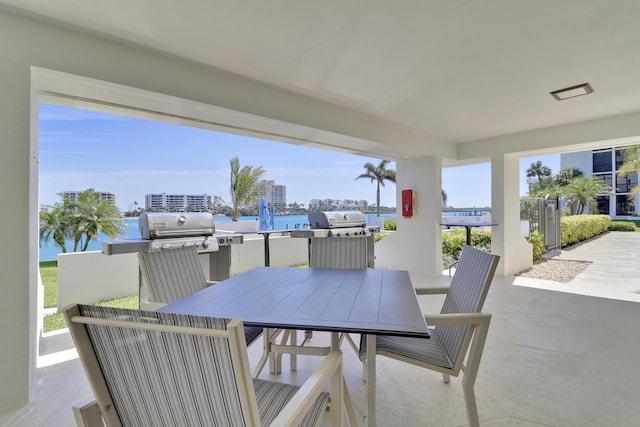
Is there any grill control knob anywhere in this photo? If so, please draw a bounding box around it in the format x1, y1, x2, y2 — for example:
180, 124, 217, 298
162, 243, 170, 250
202, 239, 210, 248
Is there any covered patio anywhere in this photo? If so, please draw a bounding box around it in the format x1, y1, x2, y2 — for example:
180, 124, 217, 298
2, 1, 640, 424
5, 231, 640, 426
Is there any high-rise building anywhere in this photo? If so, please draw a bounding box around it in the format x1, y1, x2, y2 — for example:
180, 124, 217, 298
63, 190, 116, 206
561, 147, 639, 217
145, 192, 212, 211
258, 180, 287, 208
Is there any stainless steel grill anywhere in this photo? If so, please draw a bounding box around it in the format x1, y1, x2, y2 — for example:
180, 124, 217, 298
102, 212, 243, 283
292, 211, 378, 269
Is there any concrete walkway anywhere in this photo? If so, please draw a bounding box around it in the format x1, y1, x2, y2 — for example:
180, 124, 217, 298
514, 231, 640, 303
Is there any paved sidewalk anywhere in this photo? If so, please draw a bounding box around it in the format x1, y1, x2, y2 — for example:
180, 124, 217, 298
514, 231, 640, 303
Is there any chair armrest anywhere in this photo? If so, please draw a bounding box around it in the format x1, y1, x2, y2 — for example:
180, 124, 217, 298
269, 350, 343, 427
139, 301, 167, 311
205, 280, 219, 287
424, 312, 491, 326
415, 286, 449, 295
72, 398, 103, 427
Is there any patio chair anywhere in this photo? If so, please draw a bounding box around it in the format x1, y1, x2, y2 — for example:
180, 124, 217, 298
64, 304, 345, 427
359, 245, 500, 427
137, 246, 281, 377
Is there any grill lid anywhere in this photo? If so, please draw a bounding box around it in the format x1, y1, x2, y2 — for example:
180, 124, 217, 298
139, 212, 215, 239
308, 211, 366, 229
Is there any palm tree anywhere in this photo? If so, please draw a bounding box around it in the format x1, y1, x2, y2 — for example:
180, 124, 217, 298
39, 204, 71, 253
70, 190, 126, 251
554, 167, 583, 187
356, 160, 396, 216
229, 156, 266, 221
442, 189, 448, 208
563, 176, 612, 215
39, 189, 125, 252
617, 145, 640, 195
526, 160, 552, 186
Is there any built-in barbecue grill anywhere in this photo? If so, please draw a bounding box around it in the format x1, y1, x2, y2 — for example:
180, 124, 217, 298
292, 211, 378, 269
104, 212, 242, 254
102, 212, 242, 283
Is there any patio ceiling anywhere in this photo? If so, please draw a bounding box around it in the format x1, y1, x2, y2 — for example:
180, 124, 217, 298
2, 0, 640, 161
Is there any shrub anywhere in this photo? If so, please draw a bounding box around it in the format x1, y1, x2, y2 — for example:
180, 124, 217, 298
528, 230, 545, 261
384, 221, 396, 231
560, 214, 610, 247
374, 232, 390, 243
608, 221, 637, 232
442, 228, 491, 261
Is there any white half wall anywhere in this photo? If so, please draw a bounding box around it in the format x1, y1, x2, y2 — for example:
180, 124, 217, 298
57, 252, 139, 309
230, 235, 309, 274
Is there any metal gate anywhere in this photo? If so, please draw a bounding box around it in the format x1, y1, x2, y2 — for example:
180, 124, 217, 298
521, 195, 561, 251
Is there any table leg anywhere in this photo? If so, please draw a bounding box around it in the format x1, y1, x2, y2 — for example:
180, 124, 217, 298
465, 226, 472, 246
366, 334, 376, 426
331, 332, 358, 426
263, 233, 270, 267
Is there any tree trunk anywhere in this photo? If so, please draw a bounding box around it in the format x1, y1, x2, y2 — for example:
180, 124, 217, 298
376, 181, 381, 216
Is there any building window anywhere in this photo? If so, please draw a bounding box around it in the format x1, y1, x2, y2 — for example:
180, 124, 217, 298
592, 150, 612, 173
616, 172, 638, 193
615, 148, 627, 171
616, 194, 635, 216
594, 173, 612, 187
597, 195, 610, 215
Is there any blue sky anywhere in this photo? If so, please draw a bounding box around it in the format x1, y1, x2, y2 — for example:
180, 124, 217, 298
38, 103, 558, 211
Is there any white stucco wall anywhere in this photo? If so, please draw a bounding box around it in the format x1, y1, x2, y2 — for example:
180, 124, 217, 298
57, 252, 139, 309
55, 236, 309, 313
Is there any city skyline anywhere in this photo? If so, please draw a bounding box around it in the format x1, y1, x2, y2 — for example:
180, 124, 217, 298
39, 103, 556, 211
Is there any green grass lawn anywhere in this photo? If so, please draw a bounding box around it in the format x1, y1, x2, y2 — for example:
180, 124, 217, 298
40, 260, 58, 308
40, 260, 138, 333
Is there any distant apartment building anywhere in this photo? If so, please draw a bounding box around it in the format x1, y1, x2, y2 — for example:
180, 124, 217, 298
308, 198, 368, 211
258, 180, 287, 208
561, 147, 639, 218
63, 190, 116, 206
145, 192, 212, 211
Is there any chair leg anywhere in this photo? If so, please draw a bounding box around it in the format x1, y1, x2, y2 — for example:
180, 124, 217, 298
272, 330, 292, 374
442, 373, 450, 383
253, 328, 273, 378
289, 330, 297, 371
462, 374, 480, 427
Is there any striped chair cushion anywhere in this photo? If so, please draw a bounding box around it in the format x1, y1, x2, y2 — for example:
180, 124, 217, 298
437, 245, 496, 366
140, 246, 207, 304
360, 332, 453, 370
78, 305, 327, 427
359, 245, 497, 371
253, 379, 329, 426
244, 325, 264, 346
140, 246, 262, 346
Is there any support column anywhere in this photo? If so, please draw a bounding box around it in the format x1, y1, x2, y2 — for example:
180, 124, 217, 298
375, 156, 442, 276
491, 153, 532, 276
0, 61, 34, 409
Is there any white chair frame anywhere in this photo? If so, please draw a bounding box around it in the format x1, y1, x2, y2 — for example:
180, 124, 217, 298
65, 304, 346, 427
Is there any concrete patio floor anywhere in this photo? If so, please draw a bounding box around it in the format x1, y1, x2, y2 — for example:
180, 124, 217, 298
2, 232, 640, 426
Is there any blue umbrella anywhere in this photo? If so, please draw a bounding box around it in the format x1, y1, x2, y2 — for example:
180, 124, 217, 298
269, 204, 275, 229
258, 197, 269, 231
